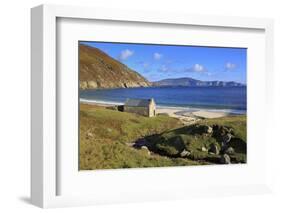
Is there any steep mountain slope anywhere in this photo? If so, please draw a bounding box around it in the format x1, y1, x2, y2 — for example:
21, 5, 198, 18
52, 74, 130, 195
153, 77, 245, 87
79, 44, 151, 89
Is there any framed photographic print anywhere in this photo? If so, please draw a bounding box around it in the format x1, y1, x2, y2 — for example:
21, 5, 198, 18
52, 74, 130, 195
78, 41, 247, 170
31, 4, 274, 208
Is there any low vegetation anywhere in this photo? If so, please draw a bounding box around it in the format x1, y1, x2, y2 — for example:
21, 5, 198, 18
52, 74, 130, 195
80, 103, 246, 170
80, 104, 200, 170
146, 116, 246, 164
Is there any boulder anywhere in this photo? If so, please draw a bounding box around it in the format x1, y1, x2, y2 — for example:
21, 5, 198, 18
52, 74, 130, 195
201, 146, 208, 152
220, 154, 231, 164
87, 80, 98, 88
180, 149, 191, 157
206, 126, 213, 134
141, 146, 150, 155
222, 133, 232, 144
141, 145, 149, 150
80, 81, 88, 90
224, 147, 235, 155
209, 143, 220, 155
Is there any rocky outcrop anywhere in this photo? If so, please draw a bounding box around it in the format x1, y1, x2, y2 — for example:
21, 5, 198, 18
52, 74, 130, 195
134, 122, 246, 164
187, 124, 213, 135
79, 44, 151, 89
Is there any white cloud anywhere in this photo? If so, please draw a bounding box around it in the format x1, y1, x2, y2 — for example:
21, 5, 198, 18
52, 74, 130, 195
225, 62, 236, 70
192, 64, 205, 72
159, 65, 168, 72
184, 63, 206, 73
118, 49, 134, 60
153, 52, 163, 60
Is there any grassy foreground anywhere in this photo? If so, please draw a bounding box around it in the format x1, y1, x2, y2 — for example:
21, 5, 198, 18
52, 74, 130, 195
79, 103, 246, 170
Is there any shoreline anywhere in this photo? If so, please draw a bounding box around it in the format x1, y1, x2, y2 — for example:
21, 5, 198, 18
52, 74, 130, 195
80, 98, 246, 124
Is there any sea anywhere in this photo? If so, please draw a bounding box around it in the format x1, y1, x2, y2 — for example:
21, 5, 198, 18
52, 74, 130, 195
80, 86, 247, 114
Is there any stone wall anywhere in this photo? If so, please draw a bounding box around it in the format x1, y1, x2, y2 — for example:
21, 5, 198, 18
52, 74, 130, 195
124, 106, 149, 117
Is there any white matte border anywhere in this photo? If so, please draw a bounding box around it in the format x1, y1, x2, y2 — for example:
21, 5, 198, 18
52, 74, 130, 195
31, 4, 274, 208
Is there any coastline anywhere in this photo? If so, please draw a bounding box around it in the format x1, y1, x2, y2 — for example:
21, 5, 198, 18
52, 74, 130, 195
80, 98, 245, 125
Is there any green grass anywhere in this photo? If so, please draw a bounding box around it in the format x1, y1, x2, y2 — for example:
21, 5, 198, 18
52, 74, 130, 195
79, 104, 201, 170
80, 104, 247, 170
198, 116, 247, 141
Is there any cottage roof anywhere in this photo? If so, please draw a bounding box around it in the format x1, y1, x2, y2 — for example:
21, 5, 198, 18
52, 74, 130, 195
124, 98, 154, 107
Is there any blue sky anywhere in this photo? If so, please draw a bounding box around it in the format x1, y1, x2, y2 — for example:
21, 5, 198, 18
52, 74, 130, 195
80, 41, 247, 83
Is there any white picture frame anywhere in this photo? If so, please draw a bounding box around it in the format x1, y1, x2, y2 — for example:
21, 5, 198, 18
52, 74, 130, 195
31, 4, 274, 208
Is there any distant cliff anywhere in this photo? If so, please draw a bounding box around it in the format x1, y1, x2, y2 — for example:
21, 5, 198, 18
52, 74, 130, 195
153, 77, 245, 87
79, 44, 151, 89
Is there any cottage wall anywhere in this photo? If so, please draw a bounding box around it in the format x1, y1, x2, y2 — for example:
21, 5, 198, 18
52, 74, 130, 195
123, 106, 149, 116
148, 101, 156, 117
148, 105, 153, 117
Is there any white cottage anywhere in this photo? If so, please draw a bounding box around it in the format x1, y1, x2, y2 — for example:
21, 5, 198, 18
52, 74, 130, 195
124, 98, 156, 117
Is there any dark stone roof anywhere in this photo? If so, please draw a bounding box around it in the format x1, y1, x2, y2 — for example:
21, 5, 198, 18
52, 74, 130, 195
124, 98, 153, 107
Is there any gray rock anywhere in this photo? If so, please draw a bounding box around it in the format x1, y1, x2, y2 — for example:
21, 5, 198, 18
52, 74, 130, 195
141, 145, 149, 150
222, 133, 232, 144
201, 146, 208, 152
141, 146, 150, 155
180, 149, 191, 157
209, 143, 220, 155
206, 126, 213, 134
225, 147, 235, 155
220, 154, 231, 164
87, 80, 98, 88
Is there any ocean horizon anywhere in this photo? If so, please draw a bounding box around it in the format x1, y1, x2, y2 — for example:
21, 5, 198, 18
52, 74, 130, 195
80, 86, 247, 115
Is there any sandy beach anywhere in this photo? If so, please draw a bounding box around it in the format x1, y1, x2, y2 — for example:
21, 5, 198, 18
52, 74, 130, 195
80, 99, 235, 125
157, 108, 230, 125
156, 108, 197, 124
